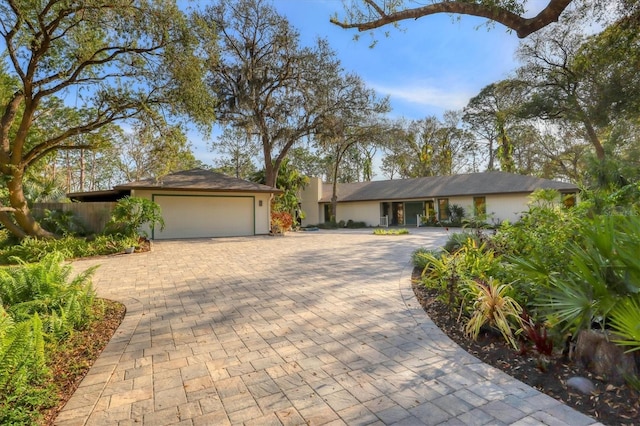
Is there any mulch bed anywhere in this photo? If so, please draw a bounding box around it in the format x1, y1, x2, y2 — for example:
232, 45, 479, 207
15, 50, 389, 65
43, 299, 126, 425
411, 269, 640, 426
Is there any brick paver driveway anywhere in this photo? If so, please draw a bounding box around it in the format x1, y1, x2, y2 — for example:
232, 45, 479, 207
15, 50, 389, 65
56, 229, 599, 426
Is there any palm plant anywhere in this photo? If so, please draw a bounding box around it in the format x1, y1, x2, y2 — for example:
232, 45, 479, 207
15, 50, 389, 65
609, 297, 640, 353
511, 215, 640, 337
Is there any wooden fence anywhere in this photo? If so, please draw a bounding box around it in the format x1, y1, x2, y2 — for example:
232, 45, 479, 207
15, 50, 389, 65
32, 202, 115, 235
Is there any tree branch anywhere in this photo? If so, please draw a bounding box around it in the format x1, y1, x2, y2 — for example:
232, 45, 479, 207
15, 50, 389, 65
331, 0, 573, 38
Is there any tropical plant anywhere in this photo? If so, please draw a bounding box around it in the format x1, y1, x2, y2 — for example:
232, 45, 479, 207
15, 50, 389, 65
520, 310, 554, 357
271, 212, 294, 234
511, 215, 640, 336
609, 297, 640, 353
105, 196, 165, 238
464, 278, 523, 350
39, 209, 87, 237
411, 247, 441, 270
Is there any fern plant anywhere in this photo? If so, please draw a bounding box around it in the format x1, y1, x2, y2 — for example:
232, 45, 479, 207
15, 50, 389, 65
0, 252, 98, 338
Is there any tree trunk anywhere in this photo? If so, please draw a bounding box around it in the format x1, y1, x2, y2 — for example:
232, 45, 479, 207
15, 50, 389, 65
6, 169, 55, 239
583, 119, 605, 160
262, 135, 278, 187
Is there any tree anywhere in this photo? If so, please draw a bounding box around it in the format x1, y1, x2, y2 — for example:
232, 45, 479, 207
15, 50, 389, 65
463, 80, 529, 172
315, 73, 390, 220
516, 9, 640, 163
117, 119, 202, 183
0, 0, 213, 238
331, 0, 575, 38
211, 127, 258, 180
194, 0, 353, 187
381, 113, 474, 179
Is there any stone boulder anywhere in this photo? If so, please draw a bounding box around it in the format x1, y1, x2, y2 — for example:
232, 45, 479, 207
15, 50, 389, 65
574, 329, 639, 385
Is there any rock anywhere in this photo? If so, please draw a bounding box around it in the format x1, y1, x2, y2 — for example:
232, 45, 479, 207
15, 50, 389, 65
574, 329, 638, 385
567, 376, 596, 395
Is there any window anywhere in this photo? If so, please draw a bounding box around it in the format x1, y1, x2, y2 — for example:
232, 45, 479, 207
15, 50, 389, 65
437, 198, 449, 221
563, 192, 577, 208
473, 196, 486, 217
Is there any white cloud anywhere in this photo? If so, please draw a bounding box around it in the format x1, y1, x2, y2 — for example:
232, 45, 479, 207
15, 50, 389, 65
371, 81, 473, 113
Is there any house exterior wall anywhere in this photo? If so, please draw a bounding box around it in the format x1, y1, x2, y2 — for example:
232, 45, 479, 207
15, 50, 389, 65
335, 201, 381, 226
297, 175, 576, 228
300, 177, 322, 226
437, 194, 530, 224
131, 189, 271, 238
484, 194, 530, 224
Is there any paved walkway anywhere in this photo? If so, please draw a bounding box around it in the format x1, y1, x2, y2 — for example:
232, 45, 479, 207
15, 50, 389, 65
56, 229, 600, 426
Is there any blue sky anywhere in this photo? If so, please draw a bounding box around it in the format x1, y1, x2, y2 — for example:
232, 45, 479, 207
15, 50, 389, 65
194, 0, 543, 166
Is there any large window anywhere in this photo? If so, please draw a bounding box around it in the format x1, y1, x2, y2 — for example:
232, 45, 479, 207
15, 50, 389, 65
473, 196, 486, 217
437, 198, 449, 221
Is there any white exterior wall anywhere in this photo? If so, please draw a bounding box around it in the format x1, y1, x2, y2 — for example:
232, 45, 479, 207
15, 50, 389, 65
300, 177, 322, 226
440, 194, 530, 224
335, 201, 381, 227
131, 189, 272, 238
434, 194, 531, 225
485, 194, 530, 224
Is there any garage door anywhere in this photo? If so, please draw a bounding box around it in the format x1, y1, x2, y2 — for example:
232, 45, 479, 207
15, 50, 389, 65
152, 195, 254, 239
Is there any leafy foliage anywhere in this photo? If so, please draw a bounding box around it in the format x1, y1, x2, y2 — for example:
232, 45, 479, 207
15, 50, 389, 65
105, 196, 165, 238
271, 212, 294, 233
609, 297, 640, 353
373, 228, 409, 235
0, 234, 139, 264
0, 253, 98, 339
463, 278, 522, 350
0, 252, 99, 424
39, 209, 87, 237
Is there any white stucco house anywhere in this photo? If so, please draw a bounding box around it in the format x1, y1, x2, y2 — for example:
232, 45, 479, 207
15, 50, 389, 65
69, 169, 281, 239
299, 172, 579, 227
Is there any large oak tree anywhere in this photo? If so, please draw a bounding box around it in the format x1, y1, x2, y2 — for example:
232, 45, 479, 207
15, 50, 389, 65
0, 0, 213, 238
195, 0, 384, 188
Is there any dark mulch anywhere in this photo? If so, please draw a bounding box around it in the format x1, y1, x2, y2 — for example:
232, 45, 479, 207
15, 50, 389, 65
43, 299, 126, 425
411, 269, 640, 426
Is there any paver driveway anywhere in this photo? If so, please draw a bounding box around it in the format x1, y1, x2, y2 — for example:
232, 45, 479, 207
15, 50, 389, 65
56, 229, 599, 426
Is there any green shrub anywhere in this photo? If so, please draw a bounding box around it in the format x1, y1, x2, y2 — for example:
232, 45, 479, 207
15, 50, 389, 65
373, 228, 409, 235
0, 234, 139, 264
411, 247, 442, 270
39, 209, 87, 236
510, 215, 640, 337
105, 196, 164, 238
443, 231, 482, 253
346, 220, 367, 228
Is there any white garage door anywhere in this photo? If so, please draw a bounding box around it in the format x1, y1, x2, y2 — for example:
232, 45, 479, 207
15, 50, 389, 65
153, 195, 254, 239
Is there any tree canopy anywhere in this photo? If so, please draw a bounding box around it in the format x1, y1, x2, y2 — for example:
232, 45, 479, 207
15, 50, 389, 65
0, 0, 212, 238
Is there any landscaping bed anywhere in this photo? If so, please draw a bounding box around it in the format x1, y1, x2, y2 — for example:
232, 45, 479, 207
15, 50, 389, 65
412, 272, 640, 426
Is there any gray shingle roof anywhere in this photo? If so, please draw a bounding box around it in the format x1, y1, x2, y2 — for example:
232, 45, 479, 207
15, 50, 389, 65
318, 172, 578, 203
116, 169, 281, 193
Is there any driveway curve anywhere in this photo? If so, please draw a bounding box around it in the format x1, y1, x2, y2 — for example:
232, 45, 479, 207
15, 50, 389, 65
56, 229, 599, 426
